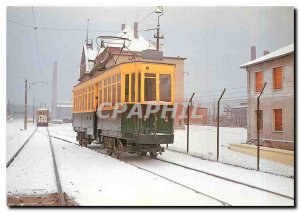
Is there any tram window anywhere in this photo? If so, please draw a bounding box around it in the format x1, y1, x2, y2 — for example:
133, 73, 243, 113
117, 74, 121, 81
117, 82, 121, 103
125, 74, 129, 102
108, 86, 111, 104
112, 84, 116, 106
88, 93, 90, 110
89, 93, 91, 110
91, 93, 94, 109
112, 75, 116, 83
138, 73, 141, 102
99, 88, 102, 105
144, 74, 156, 101
159, 74, 171, 102
84, 94, 86, 110
131, 73, 135, 102
104, 87, 107, 103
145, 73, 156, 77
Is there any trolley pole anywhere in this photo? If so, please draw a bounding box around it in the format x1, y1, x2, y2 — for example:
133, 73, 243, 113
187, 92, 195, 154
154, 7, 164, 51
217, 88, 226, 162
24, 79, 28, 130
257, 82, 267, 171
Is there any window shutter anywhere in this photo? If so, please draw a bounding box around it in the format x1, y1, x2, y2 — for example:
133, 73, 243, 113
273, 67, 282, 89
274, 109, 283, 131
255, 71, 263, 92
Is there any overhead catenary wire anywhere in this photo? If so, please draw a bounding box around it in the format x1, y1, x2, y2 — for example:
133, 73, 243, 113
138, 10, 155, 24
7, 19, 119, 33
32, 7, 43, 80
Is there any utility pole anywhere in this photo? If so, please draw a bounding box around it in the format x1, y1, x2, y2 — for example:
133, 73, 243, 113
212, 97, 216, 126
257, 82, 267, 171
154, 6, 164, 51
24, 79, 28, 130
217, 88, 226, 162
33, 99, 35, 124
187, 92, 195, 154
51, 61, 58, 120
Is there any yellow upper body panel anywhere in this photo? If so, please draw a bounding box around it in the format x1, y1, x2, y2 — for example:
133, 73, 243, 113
73, 61, 175, 113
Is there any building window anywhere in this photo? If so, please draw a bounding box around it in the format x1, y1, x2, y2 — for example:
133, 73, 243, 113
255, 71, 263, 92
273, 66, 283, 90
255, 110, 263, 130
274, 109, 283, 131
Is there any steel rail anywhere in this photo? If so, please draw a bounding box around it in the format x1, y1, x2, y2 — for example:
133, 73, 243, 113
152, 157, 294, 201
48, 134, 294, 203
46, 128, 66, 206
122, 159, 230, 206
47, 135, 229, 206
6, 127, 38, 168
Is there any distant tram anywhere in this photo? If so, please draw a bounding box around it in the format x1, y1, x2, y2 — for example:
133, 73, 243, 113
36, 108, 49, 127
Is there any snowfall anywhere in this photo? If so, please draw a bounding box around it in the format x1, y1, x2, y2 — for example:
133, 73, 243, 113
6, 119, 294, 206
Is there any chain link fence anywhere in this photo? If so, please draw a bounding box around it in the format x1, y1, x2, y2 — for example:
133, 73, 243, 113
167, 89, 294, 178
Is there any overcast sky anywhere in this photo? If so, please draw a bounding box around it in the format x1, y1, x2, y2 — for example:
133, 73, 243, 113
6, 6, 294, 107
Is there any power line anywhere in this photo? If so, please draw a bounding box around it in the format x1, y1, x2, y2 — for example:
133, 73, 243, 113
37, 27, 118, 33
32, 7, 43, 80
7, 20, 33, 28
7, 19, 119, 33
138, 10, 155, 24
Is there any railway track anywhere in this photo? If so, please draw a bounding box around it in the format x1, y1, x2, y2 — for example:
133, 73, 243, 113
7, 127, 66, 206
6, 127, 38, 168
46, 128, 66, 206
153, 157, 294, 200
48, 134, 294, 206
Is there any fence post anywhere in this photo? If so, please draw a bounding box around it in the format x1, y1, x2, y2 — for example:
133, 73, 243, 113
257, 82, 267, 171
187, 93, 195, 154
217, 88, 226, 162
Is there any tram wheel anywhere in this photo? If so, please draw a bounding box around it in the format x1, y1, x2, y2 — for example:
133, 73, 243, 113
140, 152, 147, 156
150, 152, 158, 158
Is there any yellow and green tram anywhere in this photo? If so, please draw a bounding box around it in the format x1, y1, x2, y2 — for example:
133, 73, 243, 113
72, 61, 175, 158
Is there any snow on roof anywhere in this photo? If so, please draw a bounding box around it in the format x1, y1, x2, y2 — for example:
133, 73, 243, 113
107, 25, 156, 51
240, 43, 294, 68
82, 25, 156, 73
231, 105, 247, 109
57, 104, 73, 108
37, 108, 48, 110
83, 43, 98, 72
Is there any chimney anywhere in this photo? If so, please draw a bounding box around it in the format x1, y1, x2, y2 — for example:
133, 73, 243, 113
121, 24, 125, 31
264, 50, 269, 55
251, 46, 256, 61
51, 61, 58, 119
134, 22, 138, 39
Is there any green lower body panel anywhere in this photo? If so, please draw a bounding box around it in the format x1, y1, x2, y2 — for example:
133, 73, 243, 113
133, 133, 174, 144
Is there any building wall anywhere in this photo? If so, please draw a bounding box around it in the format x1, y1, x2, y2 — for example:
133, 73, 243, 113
184, 106, 208, 125
246, 54, 294, 142
231, 107, 247, 127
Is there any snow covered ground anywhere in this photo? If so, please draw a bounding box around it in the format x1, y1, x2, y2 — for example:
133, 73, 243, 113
123, 154, 293, 206
168, 125, 294, 177
7, 127, 57, 196
50, 136, 223, 206
6, 120, 294, 206
6, 119, 36, 162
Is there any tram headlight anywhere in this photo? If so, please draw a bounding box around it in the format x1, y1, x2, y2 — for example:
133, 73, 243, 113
164, 116, 168, 123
